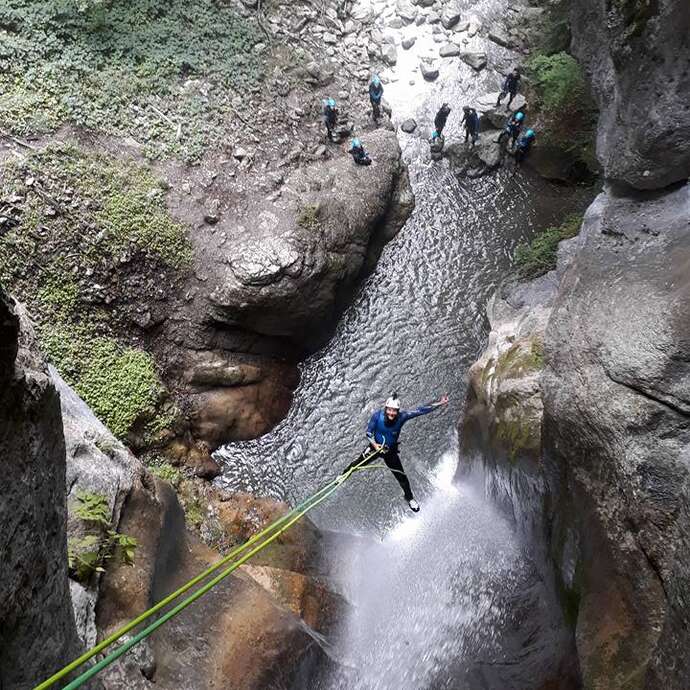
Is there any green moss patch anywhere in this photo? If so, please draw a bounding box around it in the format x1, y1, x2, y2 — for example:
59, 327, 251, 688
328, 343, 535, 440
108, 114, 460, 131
526, 52, 598, 173
495, 338, 545, 379
297, 204, 321, 232
0, 0, 262, 161
495, 413, 541, 462
67, 490, 137, 583
514, 214, 583, 281
43, 323, 165, 440
0, 145, 187, 443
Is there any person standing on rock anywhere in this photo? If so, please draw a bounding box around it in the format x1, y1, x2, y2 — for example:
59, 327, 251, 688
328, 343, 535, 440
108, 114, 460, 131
339, 393, 450, 512
496, 68, 521, 108
323, 97, 338, 141
434, 103, 451, 135
498, 110, 524, 148
514, 128, 536, 164
369, 75, 384, 121
349, 138, 372, 166
461, 106, 480, 147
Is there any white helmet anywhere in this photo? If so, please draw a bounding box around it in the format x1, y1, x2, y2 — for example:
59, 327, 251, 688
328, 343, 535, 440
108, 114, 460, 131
384, 394, 401, 410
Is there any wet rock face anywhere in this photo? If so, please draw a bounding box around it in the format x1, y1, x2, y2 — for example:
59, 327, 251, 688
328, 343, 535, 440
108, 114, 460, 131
54, 365, 341, 689
542, 184, 690, 688
570, 0, 690, 189
0, 294, 80, 689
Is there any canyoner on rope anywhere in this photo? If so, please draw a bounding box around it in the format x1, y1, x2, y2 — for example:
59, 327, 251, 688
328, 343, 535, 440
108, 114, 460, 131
340, 392, 450, 512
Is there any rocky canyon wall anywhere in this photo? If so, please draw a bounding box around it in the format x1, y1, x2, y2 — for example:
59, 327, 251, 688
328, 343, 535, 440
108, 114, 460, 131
463, 0, 690, 687
0, 291, 81, 689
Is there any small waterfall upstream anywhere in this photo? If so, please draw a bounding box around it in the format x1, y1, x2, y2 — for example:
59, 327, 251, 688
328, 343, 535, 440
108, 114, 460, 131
217, 1, 591, 686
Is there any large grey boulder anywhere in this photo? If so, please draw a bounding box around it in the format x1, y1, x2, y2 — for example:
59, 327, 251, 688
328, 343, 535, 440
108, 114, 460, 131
441, 4, 461, 29
420, 60, 440, 80
444, 135, 503, 177
542, 184, 690, 688
202, 128, 414, 342
570, 0, 690, 189
395, 0, 417, 23
439, 42, 461, 57
477, 93, 527, 127
0, 295, 81, 690
381, 43, 398, 65
459, 51, 487, 71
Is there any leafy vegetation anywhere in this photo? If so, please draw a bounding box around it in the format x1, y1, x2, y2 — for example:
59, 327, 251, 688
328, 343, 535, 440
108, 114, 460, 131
526, 52, 598, 173
68, 490, 138, 582
0, 0, 262, 160
146, 456, 183, 488
514, 214, 583, 280
42, 324, 165, 440
528, 53, 588, 113
0, 146, 186, 441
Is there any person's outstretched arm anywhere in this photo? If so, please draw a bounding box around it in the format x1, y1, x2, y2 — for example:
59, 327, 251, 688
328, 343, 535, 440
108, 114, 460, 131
400, 395, 449, 422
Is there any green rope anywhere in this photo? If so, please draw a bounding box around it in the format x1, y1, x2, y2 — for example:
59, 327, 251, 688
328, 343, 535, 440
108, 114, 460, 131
34, 446, 382, 690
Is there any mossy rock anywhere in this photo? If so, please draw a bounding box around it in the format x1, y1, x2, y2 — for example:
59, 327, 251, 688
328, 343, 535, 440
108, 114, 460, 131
0, 0, 262, 161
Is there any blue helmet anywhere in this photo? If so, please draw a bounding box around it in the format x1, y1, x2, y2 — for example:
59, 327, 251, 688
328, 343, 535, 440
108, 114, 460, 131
525, 129, 535, 138
327, 97, 336, 108
372, 75, 381, 86
431, 130, 440, 139
515, 112, 525, 122
351, 138, 361, 148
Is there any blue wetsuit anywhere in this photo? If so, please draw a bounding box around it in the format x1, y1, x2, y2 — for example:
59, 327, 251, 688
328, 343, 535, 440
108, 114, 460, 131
365, 405, 434, 449
343, 404, 437, 500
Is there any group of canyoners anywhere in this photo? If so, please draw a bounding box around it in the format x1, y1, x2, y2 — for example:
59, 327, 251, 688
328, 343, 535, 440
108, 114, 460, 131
322, 68, 536, 167
322, 72, 538, 513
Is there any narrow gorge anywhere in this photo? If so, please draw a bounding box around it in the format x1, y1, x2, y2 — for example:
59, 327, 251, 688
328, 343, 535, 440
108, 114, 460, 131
1, 0, 688, 689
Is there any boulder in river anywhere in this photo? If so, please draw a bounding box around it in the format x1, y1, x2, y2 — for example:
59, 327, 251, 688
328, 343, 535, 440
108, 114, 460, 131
202, 128, 412, 340
396, 0, 418, 23
439, 42, 461, 58
444, 135, 503, 177
459, 51, 487, 71
401, 118, 417, 133
477, 93, 527, 128
420, 60, 440, 81
381, 43, 398, 66
402, 36, 417, 49
488, 28, 513, 48
441, 5, 461, 29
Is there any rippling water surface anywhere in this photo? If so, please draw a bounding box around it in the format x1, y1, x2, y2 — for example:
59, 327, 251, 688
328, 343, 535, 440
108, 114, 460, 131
217, 2, 591, 686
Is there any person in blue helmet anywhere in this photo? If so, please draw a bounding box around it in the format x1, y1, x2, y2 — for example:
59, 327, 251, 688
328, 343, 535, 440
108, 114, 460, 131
369, 75, 384, 120
323, 97, 338, 140
429, 129, 445, 160
340, 392, 449, 512
498, 110, 525, 147
461, 105, 480, 147
515, 129, 536, 164
496, 68, 521, 108
349, 137, 372, 165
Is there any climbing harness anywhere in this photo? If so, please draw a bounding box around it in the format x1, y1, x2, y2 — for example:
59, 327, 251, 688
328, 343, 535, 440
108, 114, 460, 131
34, 446, 384, 690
